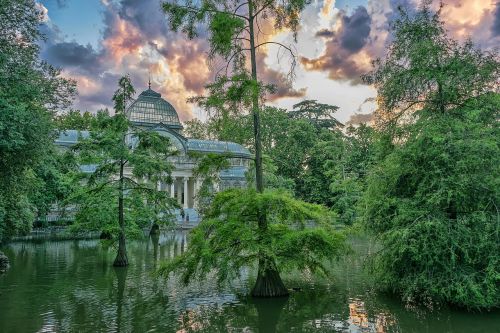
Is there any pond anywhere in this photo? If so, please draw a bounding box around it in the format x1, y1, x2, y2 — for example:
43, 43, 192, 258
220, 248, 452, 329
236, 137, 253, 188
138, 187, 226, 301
0, 231, 499, 332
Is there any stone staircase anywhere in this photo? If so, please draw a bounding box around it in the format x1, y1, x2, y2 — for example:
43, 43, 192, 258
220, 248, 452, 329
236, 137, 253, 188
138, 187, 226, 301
172, 208, 200, 228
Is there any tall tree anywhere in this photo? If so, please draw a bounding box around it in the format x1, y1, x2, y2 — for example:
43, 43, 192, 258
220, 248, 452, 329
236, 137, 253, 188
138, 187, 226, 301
362, 1, 498, 129
162, 0, 333, 296
0, 0, 76, 241
289, 100, 343, 131
362, 2, 500, 309
73, 77, 177, 266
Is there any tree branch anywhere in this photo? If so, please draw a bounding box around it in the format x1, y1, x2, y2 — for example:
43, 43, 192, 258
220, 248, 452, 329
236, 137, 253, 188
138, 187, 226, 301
255, 41, 296, 59
172, 4, 250, 21
251, 0, 274, 20
233, 2, 249, 16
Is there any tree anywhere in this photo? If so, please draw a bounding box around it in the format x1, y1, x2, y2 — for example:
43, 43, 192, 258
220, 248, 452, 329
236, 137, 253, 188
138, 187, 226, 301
0, 0, 76, 242
362, 2, 500, 309
55, 110, 95, 130
289, 100, 343, 131
190, 152, 231, 217
159, 189, 346, 295
162, 0, 343, 296
72, 76, 178, 266
362, 1, 498, 129
325, 125, 376, 224
183, 118, 210, 139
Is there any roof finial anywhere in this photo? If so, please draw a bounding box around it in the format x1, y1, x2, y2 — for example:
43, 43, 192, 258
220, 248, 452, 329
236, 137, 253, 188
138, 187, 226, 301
148, 70, 151, 89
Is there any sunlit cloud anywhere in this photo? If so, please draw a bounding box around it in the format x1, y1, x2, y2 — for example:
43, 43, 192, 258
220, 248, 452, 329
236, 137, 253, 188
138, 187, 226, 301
39, 0, 497, 123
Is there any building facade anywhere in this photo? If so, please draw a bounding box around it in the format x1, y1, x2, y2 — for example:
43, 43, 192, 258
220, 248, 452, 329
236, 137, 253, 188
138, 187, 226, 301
55, 86, 251, 224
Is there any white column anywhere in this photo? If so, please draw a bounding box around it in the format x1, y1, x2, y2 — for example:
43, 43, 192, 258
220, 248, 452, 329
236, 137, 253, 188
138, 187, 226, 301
157, 181, 161, 191
183, 177, 189, 209
170, 177, 175, 198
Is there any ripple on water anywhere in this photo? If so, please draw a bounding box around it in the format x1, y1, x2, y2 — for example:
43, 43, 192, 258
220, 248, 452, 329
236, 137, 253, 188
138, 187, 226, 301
1, 234, 499, 333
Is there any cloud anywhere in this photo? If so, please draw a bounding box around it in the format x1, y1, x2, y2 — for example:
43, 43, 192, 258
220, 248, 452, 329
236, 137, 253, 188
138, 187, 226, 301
56, 0, 69, 9
43, 42, 102, 74
263, 62, 308, 102
39, 0, 498, 121
315, 28, 334, 37
301, 6, 372, 83
494, 2, 500, 36
340, 6, 372, 52
35, 2, 50, 22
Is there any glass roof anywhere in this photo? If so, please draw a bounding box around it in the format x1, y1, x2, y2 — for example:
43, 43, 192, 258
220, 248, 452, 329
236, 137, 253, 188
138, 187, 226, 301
55, 130, 89, 145
126, 88, 181, 127
187, 139, 251, 157
220, 166, 247, 179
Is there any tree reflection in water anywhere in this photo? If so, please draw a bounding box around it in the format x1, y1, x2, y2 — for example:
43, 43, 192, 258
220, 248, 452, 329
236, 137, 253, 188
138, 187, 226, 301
0, 233, 499, 332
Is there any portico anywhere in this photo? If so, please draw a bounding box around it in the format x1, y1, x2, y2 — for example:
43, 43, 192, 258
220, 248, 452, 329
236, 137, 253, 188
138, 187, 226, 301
167, 175, 197, 209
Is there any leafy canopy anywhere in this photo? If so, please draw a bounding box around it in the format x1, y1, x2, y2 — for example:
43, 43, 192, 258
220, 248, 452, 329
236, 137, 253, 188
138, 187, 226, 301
362, 0, 499, 127
0, 0, 76, 241
159, 188, 347, 286
362, 2, 499, 309
70, 108, 179, 235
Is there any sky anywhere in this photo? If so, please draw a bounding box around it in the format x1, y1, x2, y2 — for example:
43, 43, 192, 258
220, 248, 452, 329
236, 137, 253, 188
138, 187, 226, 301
38, 0, 500, 124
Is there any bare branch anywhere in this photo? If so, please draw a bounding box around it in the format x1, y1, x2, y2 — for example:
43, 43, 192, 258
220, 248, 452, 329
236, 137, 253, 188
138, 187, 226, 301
255, 41, 298, 79
233, 2, 249, 16
255, 41, 296, 58
213, 48, 251, 78
251, 0, 274, 20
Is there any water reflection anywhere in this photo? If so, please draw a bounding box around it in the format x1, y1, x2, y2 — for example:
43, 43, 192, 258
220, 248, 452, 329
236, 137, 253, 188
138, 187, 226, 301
0, 233, 499, 333
347, 298, 397, 333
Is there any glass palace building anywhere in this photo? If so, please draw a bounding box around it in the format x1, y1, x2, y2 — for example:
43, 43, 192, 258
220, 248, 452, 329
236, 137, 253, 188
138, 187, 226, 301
56, 86, 251, 224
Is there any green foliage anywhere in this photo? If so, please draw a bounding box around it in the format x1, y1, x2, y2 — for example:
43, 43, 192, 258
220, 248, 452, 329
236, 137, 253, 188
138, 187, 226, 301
364, 101, 500, 309
180, 105, 375, 224
290, 100, 343, 131
191, 152, 231, 216
70, 98, 178, 239
162, 0, 310, 61
362, 1, 499, 127
209, 13, 245, 58
112, 75, 135, 113
246, 155, 295, 192
183, 118, 210, 139
55, 110, 96, 130
159, 189, 347, 286
162, 0, 344, 296
0, 0, 76, 241
69, 187, 164, 238
362, 3, 499, 309
326, 125, 376, 224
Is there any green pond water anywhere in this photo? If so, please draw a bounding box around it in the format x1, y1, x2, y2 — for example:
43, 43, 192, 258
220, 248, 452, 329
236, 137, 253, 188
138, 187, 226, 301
0, 231, 499, 333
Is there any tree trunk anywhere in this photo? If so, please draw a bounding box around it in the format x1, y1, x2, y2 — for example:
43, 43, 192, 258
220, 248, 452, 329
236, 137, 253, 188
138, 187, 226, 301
248, 1, 264, 194
248, 1, 287, 297
113, 161, 129, 267
149, 223, 160, 235
251, 258, 289, 297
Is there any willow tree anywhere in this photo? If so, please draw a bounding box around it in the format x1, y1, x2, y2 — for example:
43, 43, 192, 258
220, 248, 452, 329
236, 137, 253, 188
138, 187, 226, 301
362, 3, 500, 309
162, 1, 333, 297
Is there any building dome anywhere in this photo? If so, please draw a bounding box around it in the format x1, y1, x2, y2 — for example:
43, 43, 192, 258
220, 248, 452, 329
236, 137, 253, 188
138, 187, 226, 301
126, 87, 182, 129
